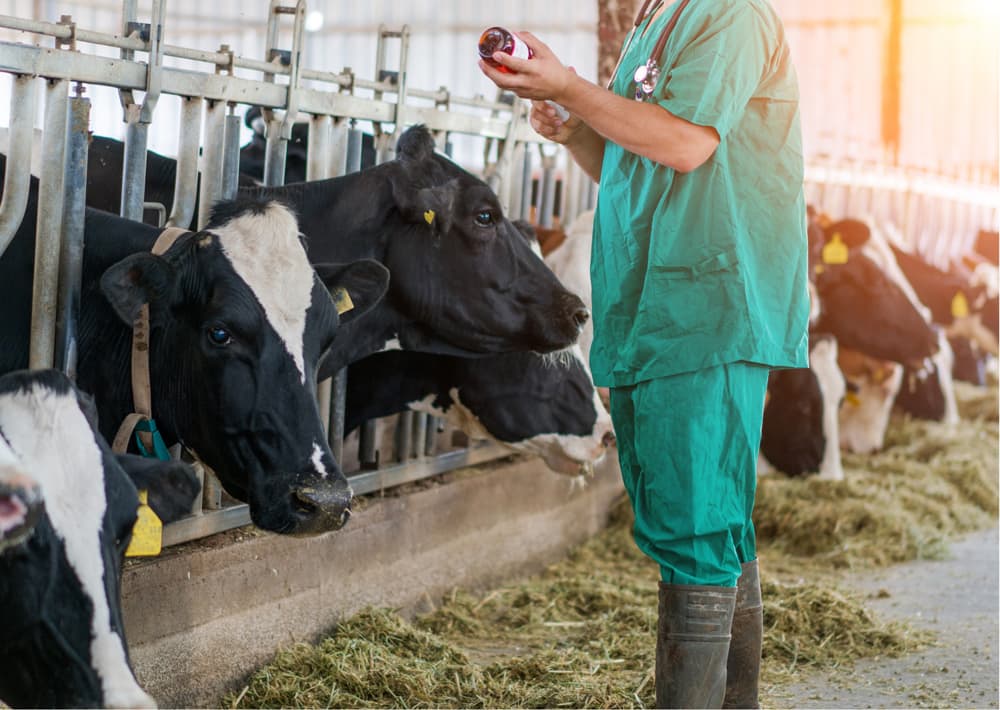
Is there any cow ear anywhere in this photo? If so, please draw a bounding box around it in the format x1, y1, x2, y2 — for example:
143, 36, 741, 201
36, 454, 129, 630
390, 178, 457, 237
114, 454, 201, 524
100, 253, 175, 325
315, 259, 390, 326
824, 219, 871, 248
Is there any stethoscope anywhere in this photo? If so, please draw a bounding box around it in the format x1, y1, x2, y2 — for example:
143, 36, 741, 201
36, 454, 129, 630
607, 0, 693, 102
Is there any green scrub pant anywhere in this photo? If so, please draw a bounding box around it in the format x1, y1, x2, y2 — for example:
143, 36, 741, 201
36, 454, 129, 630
609, 362, 769, 588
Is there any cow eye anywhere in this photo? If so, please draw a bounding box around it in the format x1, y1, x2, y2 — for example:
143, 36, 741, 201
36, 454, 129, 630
207, 326, 232, 347
474, 210, 495, 227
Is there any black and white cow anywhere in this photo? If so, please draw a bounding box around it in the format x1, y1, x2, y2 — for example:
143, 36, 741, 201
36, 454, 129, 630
345, 346, 614, 476
254, 125, 589, 372
0, 162, 389, 535
0, 429, 42, 553
0, 369, 200, 709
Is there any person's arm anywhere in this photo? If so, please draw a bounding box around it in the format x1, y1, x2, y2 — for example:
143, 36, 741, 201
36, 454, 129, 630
482, 32, 719, 175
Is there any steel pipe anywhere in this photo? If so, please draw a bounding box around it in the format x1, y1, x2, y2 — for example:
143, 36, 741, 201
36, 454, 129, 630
119, 106, 149, 221
197, 99, 226, 229
0, 74, 37, 259
55, 89, 91, 378
166, 96, 201, 228
29, 78, 70, 370
221, 112, 242, 200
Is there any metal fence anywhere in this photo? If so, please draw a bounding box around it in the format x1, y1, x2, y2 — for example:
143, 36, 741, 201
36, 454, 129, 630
0, 0, 595, 547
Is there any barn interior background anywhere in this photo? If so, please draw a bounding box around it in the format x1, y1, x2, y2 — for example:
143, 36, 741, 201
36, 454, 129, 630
0, 1, 996, 706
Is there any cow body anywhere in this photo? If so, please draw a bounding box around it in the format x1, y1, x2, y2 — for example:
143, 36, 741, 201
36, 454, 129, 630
0, 163, 388, 534
0, 369, 200, 709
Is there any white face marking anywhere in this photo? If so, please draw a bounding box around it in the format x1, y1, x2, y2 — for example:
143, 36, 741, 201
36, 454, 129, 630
378, 337, 403, 353
839, 361, 904, 454
931, 330, 959, 426
807, 280, 821, 326
809, 338, 845, 481
214, 203, 314, 384
861, 220, 932, 323
0, 386, 155, 708
310, 442, 328, 479
407, 345, 615, 477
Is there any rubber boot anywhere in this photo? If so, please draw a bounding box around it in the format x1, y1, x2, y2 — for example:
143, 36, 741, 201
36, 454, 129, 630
723, 560, 763, 708
655, 583, 737, 709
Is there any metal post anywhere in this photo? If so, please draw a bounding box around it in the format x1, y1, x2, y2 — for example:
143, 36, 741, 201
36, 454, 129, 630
411, 409, 427, 459
120, 107, 149, 220
166, 95, 201, 228
538, 149, 557, 228
0, 74, 38, 259
345, 125, 363, 173
359, 420, 378, 470
29, 78, 69, 370
394, 411, 414, 462
519, 145, 533, 222
197, 99, 226, 229
55, 85, 90, 378
221, 110, 242, 200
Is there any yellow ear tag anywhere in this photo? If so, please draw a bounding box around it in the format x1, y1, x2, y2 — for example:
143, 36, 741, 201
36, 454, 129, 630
951, 291, 969, 319
125, 490, 162, 557
822, 233, 849, 265
332, 287, 355, 315
844, 391, 861, 407
423, 209, 435, 225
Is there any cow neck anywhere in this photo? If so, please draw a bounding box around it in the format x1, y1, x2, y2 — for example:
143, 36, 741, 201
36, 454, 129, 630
111, 227, 189, 458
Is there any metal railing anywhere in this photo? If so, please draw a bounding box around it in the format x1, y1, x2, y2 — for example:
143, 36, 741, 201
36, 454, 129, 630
0, 0, 591, 547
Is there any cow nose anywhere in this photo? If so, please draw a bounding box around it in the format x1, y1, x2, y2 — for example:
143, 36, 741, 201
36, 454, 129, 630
601, 430, 616, 447
293, 478, 353, 533
0, 472, 44, 552
558, 292, 589, 328
572, 306, 590, 329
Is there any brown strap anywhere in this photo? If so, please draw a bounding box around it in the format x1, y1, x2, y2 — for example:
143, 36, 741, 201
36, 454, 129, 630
649, 0, 691, 67
117, 226, 190, 454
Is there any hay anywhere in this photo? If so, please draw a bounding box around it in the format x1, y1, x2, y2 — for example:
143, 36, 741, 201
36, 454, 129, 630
226, 384, 995, 709
754, 383, 998, 569
228, 501, 925, 709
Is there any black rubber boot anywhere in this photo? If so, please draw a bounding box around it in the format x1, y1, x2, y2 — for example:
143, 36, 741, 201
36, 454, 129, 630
723, 560, 763, 708
655, 582, 737, 709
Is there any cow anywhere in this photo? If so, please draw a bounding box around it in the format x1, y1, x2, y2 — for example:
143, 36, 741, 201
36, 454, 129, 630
0, 368, 200, 709
836, 345, 905, 454
345, 345, 614, 476
252, 125, 589, 373
0, 162, 390, 535
760, 335, 845, 479
0, 430, 42, 553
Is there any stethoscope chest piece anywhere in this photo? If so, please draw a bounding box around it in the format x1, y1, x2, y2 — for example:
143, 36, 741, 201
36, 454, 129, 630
633, 59, 661, 101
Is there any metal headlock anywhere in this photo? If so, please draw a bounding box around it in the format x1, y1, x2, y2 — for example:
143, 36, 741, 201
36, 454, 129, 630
0, 0, 564, 547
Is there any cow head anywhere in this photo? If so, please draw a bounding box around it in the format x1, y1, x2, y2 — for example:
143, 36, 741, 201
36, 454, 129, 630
0, 369, 200, 709
0, 434, 42, 554
99, 199, 389, 535
807, 216, 938, 366
381, 125, 588, 355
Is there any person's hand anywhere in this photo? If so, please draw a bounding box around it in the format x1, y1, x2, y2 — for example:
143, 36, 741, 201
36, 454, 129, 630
529, 99, 583, 145
478, 31, 575, 106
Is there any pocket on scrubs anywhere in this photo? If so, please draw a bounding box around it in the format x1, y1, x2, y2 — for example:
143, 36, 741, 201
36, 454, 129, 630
643, 245, 749, 340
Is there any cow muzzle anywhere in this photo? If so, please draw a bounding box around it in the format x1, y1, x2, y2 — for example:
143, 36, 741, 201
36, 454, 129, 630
289, 476, 353, 535
0, 469, 44, 552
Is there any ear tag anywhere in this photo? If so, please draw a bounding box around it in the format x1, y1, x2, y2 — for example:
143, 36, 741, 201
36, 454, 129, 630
822, 233, 849, 265
951, 291, 969, 319
844, 391, 861, 407
423, 209, 435, 225
332, 287, 355, 315
125, 490, 162, 557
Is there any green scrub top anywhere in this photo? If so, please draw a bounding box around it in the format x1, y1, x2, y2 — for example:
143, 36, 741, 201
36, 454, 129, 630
590, 0, 810, 388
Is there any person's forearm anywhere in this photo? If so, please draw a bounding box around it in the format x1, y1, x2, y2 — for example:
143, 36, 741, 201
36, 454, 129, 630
565, 124, 606, 183
560, 75, 719, 173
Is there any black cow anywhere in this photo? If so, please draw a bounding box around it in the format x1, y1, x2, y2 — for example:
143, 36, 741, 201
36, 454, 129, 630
0, 162, 389, 535
345, 346, 614, 476
257, 125, 588, 372
0, 369, 200, 709
807, 215, 939, 366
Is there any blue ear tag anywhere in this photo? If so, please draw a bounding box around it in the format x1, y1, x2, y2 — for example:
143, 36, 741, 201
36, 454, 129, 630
134, 418, 172, 461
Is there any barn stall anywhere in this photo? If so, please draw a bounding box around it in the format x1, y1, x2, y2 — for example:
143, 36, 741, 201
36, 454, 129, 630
0, 0, 996, 707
